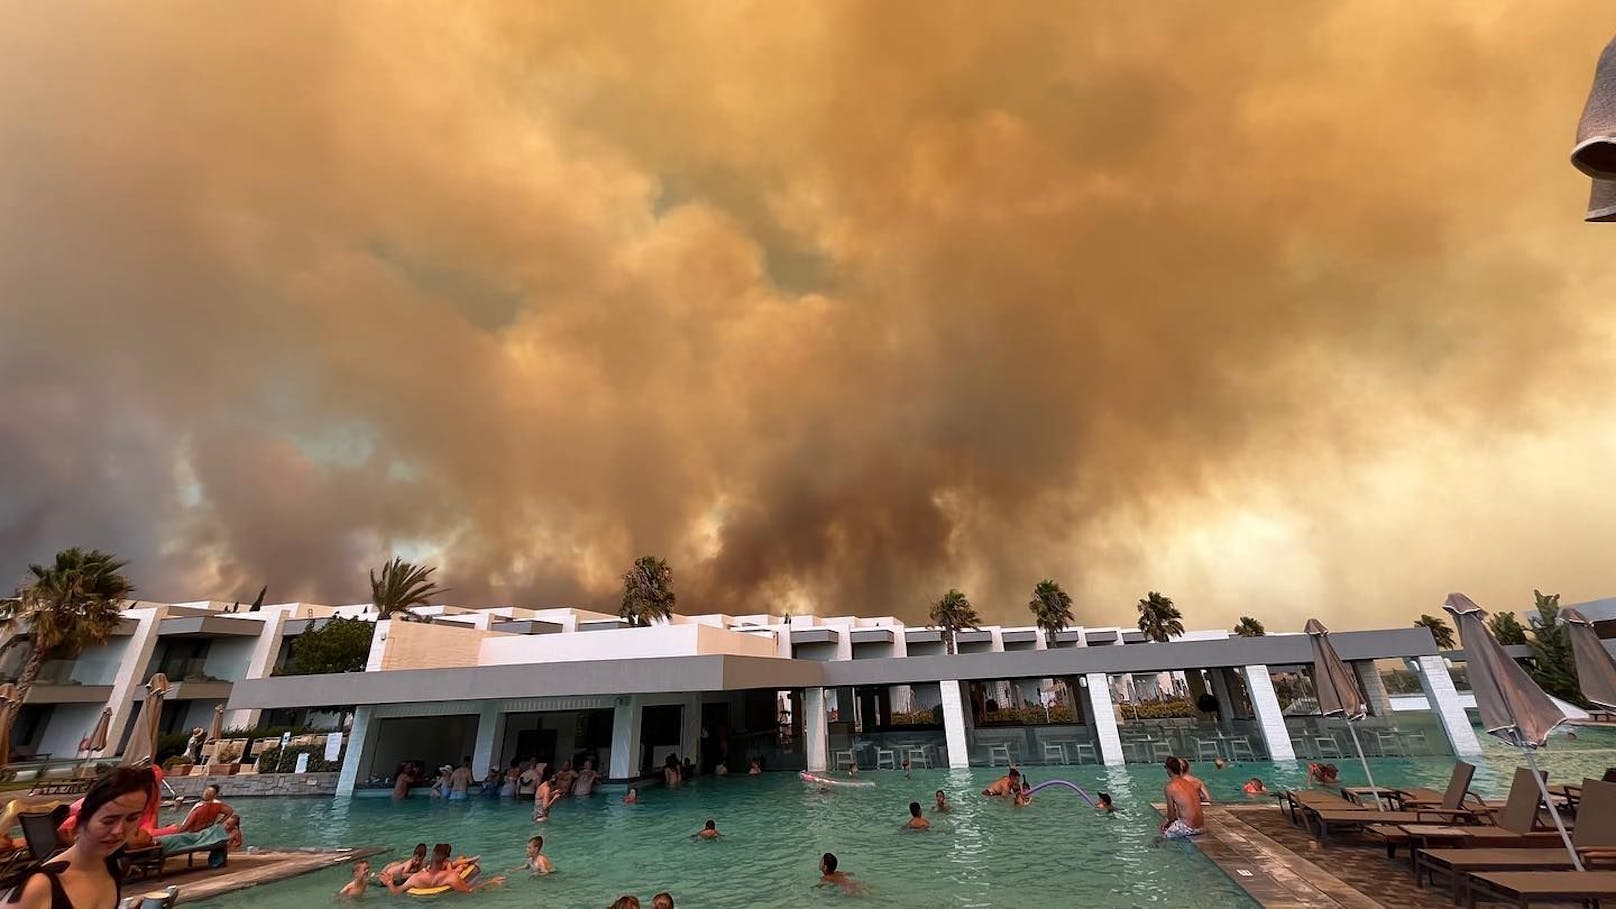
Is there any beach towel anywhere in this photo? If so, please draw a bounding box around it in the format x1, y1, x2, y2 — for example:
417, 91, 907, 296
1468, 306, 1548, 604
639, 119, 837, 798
1572, 35, 1616, 221
155, 821, 229, 857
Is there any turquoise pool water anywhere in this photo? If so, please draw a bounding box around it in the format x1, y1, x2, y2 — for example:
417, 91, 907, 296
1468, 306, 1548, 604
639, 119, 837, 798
191, 731, 1616, 909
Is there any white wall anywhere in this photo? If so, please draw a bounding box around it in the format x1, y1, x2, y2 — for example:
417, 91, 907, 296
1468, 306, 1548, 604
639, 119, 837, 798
479, 623, 777, 666
38, 704, 105, 757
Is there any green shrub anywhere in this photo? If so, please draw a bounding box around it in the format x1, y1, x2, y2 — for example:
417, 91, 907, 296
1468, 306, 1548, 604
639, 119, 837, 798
155, 731, 193, 764
254, 743, 341, 773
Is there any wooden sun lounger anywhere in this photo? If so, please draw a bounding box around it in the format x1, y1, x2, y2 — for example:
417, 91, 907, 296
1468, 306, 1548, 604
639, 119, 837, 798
1419, 779, 1616, 901
1307, 808, 1481, 845
1279, 789, 1364, 824
1462, 870, 1616, 908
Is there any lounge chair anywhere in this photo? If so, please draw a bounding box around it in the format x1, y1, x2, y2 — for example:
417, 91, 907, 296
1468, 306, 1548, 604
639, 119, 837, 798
1303, 772, 1499, 845
154, 821, 229, 870
1417, 779, 1616, 901
1278, 788, 1365, 825
1461, 870, 1616, 908
1393, 761, 1483, 810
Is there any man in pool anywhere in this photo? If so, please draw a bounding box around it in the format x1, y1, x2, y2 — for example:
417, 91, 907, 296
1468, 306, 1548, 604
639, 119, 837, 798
816, 852, 865, 894
1096, 793, 1117, 814
933, 790, 950, 813
905, 801, 930, 829
339, 859, 371, 898
380, 843, 429, 883
981, 767, 1020, 797
387, 843, 503, 893
448, 759, 474, 801
693, 819, 721, 839
1159, 758, 1205, 839
522, 834, 553, 874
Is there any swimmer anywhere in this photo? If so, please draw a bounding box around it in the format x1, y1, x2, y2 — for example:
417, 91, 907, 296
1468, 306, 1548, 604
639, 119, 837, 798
748, 759, 762, 776
816, 852, 866, 895
933, 790, 950, 813
609, 898, 641, 909
1096, 792, 1117, 814
381, 843, 429, 883
1308, 762, 1340, 788
1213, 758, 1229, 770
1011, 782, 1031, 808
905, 801, 930, 830
651, 893, 675, 909
1158, 759, 1205, 841
1243, 778, 1267, 796
982, 767, 1021, 797
339, 859, 371, 898
622, 787, 639, 805
901, 758, 911, 779
387, 843, 502, 894
522, 835, 554, 874
693, 819, 721, 840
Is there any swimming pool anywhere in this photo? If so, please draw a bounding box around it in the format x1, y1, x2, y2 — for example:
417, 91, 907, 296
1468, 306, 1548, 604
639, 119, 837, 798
192, 731, 1616, 909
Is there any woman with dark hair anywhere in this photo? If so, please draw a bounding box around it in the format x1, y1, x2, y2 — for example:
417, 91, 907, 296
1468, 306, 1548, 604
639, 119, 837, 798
532, 766, 559, 823
5, 766, 156, 909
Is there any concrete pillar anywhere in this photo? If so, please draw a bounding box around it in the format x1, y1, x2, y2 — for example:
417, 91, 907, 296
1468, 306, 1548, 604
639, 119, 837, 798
1086, 672, 1124, 765
939, 680, 971, 768
364, 620, 390, 672
102, 607, 164, 757
1242, 665, 1296, 761
336, 706, 379, 796
1354, 661, 1395, 717
609, 697, 642, 779
803, 688, 829, 772
680, 694, 701, 768
228, 605, 295, 729
1415, 655, 1482, 756
471, 702, 502, 779
1209, 667, 1235, 730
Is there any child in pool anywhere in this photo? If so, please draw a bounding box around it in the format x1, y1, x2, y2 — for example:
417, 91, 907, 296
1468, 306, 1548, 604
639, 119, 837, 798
693, 819, 721, 839
522, 834, 554, 874
1243, 778, 1267, 796
339, 859, 370, 898
1095, 792, 1117, 814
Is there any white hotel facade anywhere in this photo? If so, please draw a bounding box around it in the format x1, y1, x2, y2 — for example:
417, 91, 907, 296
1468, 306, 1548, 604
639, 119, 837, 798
1, 597, 1507, 795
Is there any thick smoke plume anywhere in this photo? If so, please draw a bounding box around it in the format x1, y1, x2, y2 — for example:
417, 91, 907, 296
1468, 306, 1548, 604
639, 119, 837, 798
3, 3, 1614, 630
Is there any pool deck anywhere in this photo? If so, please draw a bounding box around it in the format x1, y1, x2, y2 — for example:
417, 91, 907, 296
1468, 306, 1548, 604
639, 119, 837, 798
1157, 803, 1457, 908
137, 847, 387, 905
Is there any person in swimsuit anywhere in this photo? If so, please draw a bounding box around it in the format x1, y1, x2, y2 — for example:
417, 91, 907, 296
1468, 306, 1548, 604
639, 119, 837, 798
392, 764, 417, 800
622, 787, 639, 805
571, 760, 598, 797
533, 767, 560, 822
815, 853, 865, 895
1243, 778, 1267, 796
338, 859, 370, 898
520, 835, 553, 874
905, 802, 929, 830
981, 768, 1020, 797
1096, 793, 1117, 814
748, 759, 762, 776
448, 760, 474, 801
1159, 758, 1205, 839
387, 844, 502, 893
153, 784, 234, 836
608, 898, 640, 909
552, 761, 576, 797
933, 790, 950, 813
651, 894, 674, 909
693, 819, 720, 840
380, 843, 429, 884
1011, 782, 1031, 807
5, 766, 156, 909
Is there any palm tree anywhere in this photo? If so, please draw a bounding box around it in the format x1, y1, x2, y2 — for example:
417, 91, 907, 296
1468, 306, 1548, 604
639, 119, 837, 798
1027, 580, 1075, 648
1135, 591, 1184, 642
1414, 613, 1456, 650
620, 556, 676, 626
929, 589, 981, 655
369, 558, 444, 621
0, 548, 134, 755
1232, 616, 1266, 637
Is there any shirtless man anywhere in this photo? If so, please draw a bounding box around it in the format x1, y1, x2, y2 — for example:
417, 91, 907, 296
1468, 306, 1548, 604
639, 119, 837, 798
552, 761, 577, 796
981, 768, 1020, 797
521, 835, 553, 874
693, 819, 721, 840
338, 859, 370, 898
392, 764, 417, 800
380, 843, 428, 883
1159, 758, 1205, 839
1179, 761, 1214, 805
387, 844, 502, 893
816, 852, 865, 895
448, 760, 474, 801
905, 802, 930, 830
933, 790, 950, 813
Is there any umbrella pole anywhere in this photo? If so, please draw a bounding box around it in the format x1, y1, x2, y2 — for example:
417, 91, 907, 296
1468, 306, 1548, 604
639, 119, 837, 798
1345, 722, 1383, 811
1522, 747, 1582, 871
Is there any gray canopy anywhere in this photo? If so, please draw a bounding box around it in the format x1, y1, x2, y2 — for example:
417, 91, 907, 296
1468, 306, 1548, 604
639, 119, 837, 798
1444, 593, 1565, 748
1564, 608, 1616, 710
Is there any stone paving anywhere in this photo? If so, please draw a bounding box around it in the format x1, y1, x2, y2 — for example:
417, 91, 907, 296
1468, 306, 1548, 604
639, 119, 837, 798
131, 847, 386, 905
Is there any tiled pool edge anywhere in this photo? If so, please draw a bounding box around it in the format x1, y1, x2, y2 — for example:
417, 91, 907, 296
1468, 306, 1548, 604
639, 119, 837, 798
1154, 803, 1381, 908
175, 848, 386, 905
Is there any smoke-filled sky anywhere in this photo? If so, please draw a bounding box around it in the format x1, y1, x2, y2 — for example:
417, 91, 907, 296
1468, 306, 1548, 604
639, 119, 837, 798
2, 2, 1614, 633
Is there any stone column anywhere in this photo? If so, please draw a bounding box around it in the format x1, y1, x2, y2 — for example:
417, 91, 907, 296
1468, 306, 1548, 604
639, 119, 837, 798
1242, 665, 1296, 761
939, 680, 971, 768
1414, 655, 1482, 755
803, 688, 829, 772
470, 702, 503, 778
680, 694, 702, 767
1353, 661, 1395, 717
336, 706, 379, 797
609, 697, 643, 779
1209, 667, 1235, 730
1085, 672, 1125, 765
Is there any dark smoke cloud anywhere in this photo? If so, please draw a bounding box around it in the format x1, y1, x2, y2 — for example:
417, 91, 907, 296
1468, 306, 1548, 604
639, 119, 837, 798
3, 2, 1615, 631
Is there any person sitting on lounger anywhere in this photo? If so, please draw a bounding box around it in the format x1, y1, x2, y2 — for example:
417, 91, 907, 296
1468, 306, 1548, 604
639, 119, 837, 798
153, 784, 234, 836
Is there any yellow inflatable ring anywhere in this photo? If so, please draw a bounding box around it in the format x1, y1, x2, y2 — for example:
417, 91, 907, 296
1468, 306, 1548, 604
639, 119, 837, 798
406, 862, 479, 896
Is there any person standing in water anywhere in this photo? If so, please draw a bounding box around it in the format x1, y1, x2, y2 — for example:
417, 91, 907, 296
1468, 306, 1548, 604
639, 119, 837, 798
905, 802, 930, 829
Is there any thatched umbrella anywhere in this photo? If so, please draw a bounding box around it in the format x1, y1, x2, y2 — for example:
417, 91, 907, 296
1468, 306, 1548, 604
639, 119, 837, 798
120, 673, 171, 766
1304, 619, 1382, 810
1563, 608, 1616, 710
0, 683, 16, 768
1444, 593, 1580, 870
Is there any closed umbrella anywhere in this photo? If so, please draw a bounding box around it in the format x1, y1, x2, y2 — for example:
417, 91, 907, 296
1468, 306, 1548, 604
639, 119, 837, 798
120, 673, 171, 766
85, 707, 112, 753
0, 682, 16, 768
206, 704, 225, 764
1563, 608, 1616, 710
1304, 619, 1382, 810
1444, 593, 1580, 870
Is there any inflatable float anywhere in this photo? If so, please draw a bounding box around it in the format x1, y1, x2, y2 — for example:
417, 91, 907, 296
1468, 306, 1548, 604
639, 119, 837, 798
1023, 779, 1097, 807
799, 771, 875, 790
406, 861, 480, 896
